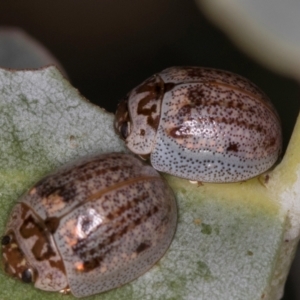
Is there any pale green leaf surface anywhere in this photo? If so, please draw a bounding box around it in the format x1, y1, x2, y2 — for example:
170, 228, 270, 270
0, 66, 299, 300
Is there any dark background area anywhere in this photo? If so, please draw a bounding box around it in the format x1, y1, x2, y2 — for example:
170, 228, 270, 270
0, 0, 299, 299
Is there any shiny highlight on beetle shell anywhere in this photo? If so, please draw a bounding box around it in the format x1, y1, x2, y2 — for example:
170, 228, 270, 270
1, 153, 177, 298
115, 66, 282, 182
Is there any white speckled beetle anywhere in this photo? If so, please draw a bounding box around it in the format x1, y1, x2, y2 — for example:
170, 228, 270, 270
115, 66, 282, 182
1, 153, 177, 298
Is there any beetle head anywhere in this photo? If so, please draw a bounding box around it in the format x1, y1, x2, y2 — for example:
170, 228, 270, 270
115, 75, 164, 156
1, 230, 36, 285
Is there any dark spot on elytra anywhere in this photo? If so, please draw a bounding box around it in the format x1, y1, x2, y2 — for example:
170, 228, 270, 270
168, 126, 192, 139
178, 105, 192, 117
35, 177, 78, 204
187, 88, 205, 106
44, 217, 60, 234
164, 82, 175, 92
236, 102, 244, 110
227, 143, 239, 152
106, 213, 114, 220
248, 107, 256, 114
53, 187, 77, 203
73, 243, 111, 273
267, 137, 276, 148
136, 242, 151, 254
140, 129, 146, 136
147, 206, 158, 218
89, 249, 96, 256
82, 258, 102, 272
134, 218, 142, 226
221, 117, 227, 124
256, 125, 263, 133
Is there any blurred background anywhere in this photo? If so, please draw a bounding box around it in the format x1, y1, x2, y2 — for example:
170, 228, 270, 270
0, 0, 299, 299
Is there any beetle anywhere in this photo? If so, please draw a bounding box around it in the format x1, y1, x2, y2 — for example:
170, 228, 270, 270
1, 153, 177, 298
115, 66, 282, 182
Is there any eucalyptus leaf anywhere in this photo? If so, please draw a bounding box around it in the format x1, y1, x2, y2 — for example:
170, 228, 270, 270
0, 66, 299, 300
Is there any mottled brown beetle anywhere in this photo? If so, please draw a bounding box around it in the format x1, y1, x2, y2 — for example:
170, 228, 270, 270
115, 66, 282, 182
1, 153, 177, 298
